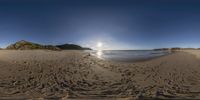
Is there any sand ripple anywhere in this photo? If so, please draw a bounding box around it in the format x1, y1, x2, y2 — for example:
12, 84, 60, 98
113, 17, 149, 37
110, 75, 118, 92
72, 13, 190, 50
0, 50, 200, 99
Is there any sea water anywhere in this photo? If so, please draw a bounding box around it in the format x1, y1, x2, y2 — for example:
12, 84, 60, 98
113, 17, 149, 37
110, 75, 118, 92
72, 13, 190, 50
88, 50, 171, 62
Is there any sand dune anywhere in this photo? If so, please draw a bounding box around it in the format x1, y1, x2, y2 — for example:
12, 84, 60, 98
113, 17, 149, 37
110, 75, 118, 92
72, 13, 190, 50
0, 50, 200, 99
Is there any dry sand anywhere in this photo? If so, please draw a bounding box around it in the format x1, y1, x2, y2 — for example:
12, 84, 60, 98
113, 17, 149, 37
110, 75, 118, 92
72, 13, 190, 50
0, 50, 200, 99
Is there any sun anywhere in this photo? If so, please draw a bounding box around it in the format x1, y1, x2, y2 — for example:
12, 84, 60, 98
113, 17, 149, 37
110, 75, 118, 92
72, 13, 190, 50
97, 42, 103, 48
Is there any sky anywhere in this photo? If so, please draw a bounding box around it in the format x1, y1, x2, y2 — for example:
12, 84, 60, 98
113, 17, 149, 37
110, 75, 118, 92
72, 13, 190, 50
1, 0, 200, 50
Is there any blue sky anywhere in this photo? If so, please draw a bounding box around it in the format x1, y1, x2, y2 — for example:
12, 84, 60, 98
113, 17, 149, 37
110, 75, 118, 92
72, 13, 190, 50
0, 0, 200, 50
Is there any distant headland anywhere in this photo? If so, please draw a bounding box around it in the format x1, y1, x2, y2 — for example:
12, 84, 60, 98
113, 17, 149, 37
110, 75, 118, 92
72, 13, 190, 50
154, 47, 200, 51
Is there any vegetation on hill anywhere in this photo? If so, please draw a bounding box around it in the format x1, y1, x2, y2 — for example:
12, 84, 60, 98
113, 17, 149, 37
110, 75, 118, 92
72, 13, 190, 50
6, 40, 92, 50
6, 40, 60, 50
56, 44, 92, 50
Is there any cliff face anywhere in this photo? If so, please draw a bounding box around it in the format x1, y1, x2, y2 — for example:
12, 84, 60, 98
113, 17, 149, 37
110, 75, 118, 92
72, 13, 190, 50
6, 40, 60, 50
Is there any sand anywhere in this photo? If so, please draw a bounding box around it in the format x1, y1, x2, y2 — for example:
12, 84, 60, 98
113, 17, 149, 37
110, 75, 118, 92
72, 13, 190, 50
0, 50, 200, 99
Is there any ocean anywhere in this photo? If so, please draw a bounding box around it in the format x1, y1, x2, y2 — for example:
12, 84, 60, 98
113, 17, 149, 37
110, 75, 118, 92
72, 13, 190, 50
88, 50, 171, 62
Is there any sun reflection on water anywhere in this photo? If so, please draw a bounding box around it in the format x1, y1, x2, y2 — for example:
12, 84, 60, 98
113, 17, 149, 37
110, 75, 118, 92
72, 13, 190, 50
97, 50, 103, 58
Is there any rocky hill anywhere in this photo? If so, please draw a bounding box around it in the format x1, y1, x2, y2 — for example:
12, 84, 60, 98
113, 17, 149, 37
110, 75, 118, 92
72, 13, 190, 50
6, 40, 92, 50
56, 44, 92, 50
6, 40, 60, 50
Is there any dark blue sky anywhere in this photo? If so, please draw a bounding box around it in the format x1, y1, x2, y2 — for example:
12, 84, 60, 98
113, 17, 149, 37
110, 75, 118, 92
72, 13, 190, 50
1, 0, 200, 49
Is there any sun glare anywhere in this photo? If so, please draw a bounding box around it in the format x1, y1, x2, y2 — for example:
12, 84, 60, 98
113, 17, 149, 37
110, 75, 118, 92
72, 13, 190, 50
97, 42, 103, 48
96, 42, 103, 58
97, 50, 102, 58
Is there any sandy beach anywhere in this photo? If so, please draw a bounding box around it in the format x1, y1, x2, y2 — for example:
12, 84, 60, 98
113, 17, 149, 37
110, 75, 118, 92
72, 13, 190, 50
0, 50, 200, 99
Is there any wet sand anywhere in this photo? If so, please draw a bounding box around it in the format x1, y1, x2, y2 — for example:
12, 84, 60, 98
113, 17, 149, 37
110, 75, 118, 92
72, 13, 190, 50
0, 50, 200, 99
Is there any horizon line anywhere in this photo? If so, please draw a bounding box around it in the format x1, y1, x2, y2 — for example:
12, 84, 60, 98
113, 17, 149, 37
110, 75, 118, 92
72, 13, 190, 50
1, 40, 200, 50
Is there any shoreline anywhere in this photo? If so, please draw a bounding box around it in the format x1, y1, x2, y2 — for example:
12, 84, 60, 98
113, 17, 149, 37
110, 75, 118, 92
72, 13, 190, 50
88, 50, 172, 63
